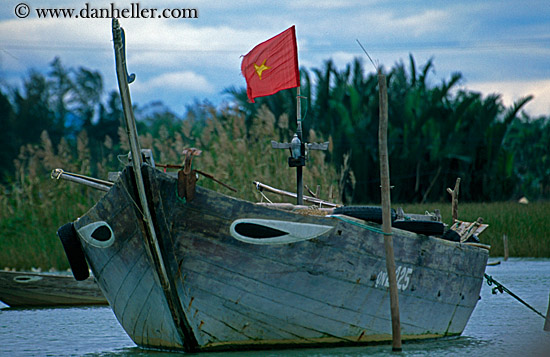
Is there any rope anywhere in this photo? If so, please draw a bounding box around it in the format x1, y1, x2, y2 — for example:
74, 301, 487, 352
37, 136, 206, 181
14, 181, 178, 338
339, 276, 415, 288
258, 190, 272, 203
484, 273, 546, 319
117, 154, 129, 166
119, 179, 146, 221
52, 168, 64, 179
331, 215, 393, 236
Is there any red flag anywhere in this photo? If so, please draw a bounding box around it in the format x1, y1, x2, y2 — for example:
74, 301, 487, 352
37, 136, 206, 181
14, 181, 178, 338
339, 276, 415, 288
241, 26, 300, 102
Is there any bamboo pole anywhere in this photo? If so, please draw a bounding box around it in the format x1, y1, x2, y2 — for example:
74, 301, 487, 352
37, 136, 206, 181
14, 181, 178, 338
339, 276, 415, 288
253, 181, 338, 207
378, 69, 402, 351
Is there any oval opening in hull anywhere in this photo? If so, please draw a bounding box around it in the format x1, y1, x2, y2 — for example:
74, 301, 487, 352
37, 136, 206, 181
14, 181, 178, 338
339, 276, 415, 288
77, 221, 115, 248
234, 222, 288, 239
230, 219, 333, 245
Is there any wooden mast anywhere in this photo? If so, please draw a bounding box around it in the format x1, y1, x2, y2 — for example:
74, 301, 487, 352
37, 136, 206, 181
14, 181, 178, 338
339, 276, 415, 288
111, 19, 197, 351
112, 18, 167, 290
378, 69, 402, 351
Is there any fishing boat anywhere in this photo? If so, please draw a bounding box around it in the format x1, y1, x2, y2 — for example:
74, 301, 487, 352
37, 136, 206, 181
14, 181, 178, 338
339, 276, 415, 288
0, 270, 106, 307
54, 20, 490, 352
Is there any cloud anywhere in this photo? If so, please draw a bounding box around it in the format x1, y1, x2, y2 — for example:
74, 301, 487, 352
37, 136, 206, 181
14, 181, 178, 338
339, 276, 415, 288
0, 18, 110, 46
463, 80, 550, 117
287, 0, 364, 10
132, 71, 215, 94
0, 0, 547, 119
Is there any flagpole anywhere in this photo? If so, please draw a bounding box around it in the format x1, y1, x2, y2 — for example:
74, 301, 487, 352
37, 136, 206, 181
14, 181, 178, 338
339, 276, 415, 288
295, 87, 304, 205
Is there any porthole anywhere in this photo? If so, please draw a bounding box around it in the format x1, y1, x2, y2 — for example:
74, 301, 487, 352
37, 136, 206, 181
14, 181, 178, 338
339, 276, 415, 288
14, 275, 42, 283
77, 221, 115, 248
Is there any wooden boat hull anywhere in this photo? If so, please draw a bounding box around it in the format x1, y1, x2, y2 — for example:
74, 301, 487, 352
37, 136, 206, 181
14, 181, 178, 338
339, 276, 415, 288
0, 271, 107, 307
71, 165, 488, 352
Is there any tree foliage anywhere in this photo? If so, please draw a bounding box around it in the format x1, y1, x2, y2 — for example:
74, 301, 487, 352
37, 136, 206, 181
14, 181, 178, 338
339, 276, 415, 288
0, 55, 549, 203
231, 55, 548, 202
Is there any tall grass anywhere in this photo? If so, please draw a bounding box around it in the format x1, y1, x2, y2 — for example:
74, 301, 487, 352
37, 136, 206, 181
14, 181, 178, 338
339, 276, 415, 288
1, 106, 548, 270
399, 201, 550, 257
149, 105, 340, 203
0, 131, 104, 270
0, 107, 340, 270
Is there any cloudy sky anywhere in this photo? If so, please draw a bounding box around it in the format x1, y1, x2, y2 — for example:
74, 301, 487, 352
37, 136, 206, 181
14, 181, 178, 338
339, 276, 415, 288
0, 0, 548, 117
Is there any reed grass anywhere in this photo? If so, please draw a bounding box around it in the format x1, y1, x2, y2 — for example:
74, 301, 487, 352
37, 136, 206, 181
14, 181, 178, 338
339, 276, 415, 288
1, 108, 548, 271
398, 201, 550, 257
0, 131, 104, 271
0, 107, 340, 270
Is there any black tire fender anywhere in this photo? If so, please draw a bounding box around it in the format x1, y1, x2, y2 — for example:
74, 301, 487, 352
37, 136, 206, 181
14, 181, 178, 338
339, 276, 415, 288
442, 229, 461, 242
392, 220, 445, 236
57, 222, 90, 281
333, 206, 396, 224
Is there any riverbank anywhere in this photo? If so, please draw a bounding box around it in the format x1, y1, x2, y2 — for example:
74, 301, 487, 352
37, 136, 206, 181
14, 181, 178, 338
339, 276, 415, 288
1, 200, 548, 270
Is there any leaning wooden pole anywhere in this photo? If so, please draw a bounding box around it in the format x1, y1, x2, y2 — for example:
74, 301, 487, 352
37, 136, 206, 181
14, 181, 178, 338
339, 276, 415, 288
112, 19, 169, 284
378, 68, 402, 351
112, 19, 197, 351
447, 178, 461, 222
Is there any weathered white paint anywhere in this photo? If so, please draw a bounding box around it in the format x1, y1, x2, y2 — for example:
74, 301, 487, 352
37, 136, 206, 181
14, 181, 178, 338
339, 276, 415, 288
76, 221, 115, 248
229, 218, 333, 245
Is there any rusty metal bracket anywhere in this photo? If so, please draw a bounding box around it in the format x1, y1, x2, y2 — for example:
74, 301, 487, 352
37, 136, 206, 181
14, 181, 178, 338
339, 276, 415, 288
182, 148, 202, 175
177, 148, 201, 201
166, 148, 237, 201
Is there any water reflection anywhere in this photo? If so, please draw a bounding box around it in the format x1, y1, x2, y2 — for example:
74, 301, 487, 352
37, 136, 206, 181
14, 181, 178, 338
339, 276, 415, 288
1, 258, 549, 356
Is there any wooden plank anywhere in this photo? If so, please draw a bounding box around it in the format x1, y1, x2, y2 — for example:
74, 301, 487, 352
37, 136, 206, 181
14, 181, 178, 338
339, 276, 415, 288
70, 164, 490, 351
160, 171, 487, 341
74, 171, 185, 350
0, 270, 106, 307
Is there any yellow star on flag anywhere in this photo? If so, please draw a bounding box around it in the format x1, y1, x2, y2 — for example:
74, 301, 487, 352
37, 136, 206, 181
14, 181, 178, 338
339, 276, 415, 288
254, 59, 271, 80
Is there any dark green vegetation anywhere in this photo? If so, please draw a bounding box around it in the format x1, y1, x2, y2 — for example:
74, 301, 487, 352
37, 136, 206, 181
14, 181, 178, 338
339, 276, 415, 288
228, 56, 550, 203
399, 202, 550, 258
1, 56, 549, 269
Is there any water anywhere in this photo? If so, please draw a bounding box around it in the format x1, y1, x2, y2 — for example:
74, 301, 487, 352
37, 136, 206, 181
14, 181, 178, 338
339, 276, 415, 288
1, 258, 549, 356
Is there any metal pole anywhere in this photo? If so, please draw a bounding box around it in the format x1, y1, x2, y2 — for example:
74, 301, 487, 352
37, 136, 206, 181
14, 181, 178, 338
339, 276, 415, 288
51, 169, 113, 192
296, 87, 303, 205
378, 69, 402, 351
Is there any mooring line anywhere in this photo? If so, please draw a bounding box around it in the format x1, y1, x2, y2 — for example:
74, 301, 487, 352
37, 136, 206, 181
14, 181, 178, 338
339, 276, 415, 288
484, 273, 546, 319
